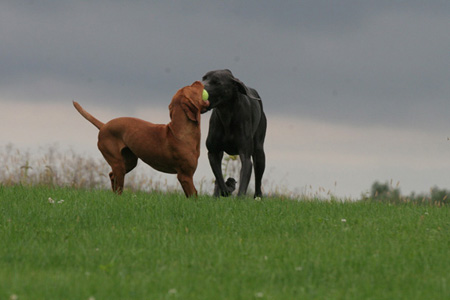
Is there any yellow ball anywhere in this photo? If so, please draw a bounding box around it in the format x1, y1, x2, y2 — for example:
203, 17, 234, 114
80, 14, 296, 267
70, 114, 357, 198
202, 89, 209, 101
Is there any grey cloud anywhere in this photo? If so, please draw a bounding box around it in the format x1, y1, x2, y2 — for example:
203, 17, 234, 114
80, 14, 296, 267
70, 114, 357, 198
1, 1, 449, 130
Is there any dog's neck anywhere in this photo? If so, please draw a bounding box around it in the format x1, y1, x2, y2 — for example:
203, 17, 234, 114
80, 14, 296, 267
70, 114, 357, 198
214, 99, 237, 126
168, 113, 201, 146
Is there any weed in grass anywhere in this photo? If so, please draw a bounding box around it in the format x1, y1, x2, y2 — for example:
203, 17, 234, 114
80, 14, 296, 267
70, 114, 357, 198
1, 144, 449, 203
1, 144, 316, 199
0, 144, 211, 194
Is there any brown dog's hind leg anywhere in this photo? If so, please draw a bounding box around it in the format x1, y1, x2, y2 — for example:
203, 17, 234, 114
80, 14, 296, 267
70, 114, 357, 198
177, 173, 197, 197
100, 144, 138, 195
109, 165, 125, 194
109, 149, 138, 194
121, 147, 138, 173
108, 171, 124, 194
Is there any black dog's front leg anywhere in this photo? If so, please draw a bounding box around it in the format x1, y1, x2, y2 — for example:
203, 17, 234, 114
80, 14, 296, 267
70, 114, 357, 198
208, 151, 232, 197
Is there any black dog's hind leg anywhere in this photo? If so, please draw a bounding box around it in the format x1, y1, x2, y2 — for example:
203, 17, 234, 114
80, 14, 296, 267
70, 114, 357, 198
253, 149, 265, 198
237, 153, 253, 196
253, 114, 267, 198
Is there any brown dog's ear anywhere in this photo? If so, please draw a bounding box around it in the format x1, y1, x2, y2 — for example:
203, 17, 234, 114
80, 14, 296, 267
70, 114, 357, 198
190, 81, 204, 89
182, 98, 199, 122
168, 103, 174, 120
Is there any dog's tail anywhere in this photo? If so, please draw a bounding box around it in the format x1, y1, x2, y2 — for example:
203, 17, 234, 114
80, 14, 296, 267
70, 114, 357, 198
73, 101, 104, 130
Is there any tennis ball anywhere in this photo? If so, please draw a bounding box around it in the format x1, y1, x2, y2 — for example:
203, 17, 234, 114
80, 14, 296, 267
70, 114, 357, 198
202, 89, 209, 101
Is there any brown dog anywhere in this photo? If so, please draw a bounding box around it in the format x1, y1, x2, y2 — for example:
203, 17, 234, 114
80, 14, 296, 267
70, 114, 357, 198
73, 81, 210, 197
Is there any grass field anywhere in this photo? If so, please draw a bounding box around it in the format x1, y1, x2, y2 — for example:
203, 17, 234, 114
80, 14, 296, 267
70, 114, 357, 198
0, 186, 449, 299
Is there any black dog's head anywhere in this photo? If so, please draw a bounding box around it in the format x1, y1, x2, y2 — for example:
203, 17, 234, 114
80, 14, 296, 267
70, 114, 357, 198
201, 69, 258, 111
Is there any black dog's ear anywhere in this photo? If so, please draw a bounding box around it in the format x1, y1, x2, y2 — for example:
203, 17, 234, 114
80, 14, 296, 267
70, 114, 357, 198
232, 77, 261, 100
231, 77, 247, 94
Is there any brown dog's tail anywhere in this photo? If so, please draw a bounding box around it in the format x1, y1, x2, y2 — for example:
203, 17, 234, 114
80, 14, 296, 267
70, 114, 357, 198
73, 101, 104, 130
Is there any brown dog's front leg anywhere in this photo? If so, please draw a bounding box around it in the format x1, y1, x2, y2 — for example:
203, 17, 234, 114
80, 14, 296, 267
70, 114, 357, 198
177, 173, 197, 197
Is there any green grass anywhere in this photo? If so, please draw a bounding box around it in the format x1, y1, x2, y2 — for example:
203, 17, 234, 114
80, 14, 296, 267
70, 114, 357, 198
0, 186, 449, 299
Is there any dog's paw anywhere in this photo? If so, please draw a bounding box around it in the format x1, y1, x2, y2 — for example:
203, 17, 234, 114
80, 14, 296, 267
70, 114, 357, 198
225, 177, 237, 193
214, 178, 236, 197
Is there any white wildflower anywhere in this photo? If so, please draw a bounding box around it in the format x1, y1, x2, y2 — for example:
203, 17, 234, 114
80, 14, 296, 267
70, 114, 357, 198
255, 292, 264, 298
168, 288, 177, 295
341, 219, 347, 223
48, 197, 55, 204
57, 199, 65, 204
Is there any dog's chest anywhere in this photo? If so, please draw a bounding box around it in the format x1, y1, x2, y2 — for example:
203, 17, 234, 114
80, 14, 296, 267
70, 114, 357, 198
216, 109, 248, 133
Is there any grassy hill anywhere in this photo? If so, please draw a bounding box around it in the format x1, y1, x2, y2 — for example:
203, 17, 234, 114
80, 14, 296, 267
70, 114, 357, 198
1, 186, 448, 299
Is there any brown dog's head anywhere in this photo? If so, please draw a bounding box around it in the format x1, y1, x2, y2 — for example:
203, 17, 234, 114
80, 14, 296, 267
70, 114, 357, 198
169, 81, 210, 123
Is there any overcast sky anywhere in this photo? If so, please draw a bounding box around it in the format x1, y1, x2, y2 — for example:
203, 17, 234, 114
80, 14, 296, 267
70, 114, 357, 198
1, 1, 450, 198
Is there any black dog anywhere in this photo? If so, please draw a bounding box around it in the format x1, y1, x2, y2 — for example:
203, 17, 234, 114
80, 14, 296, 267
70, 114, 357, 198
202, 69, 267, 198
